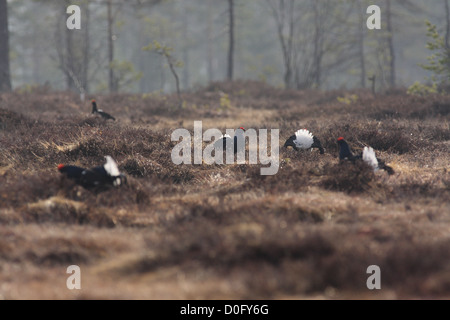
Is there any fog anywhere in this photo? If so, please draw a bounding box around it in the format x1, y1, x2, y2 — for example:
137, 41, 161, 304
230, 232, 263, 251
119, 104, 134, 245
4, 0, 448, 94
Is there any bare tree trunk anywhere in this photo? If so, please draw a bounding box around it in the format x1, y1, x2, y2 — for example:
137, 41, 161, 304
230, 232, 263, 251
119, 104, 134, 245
62, 0, 75, 91
359, 29, 366, 88
312, 0, 324, 88
65, 17, 75, 91
182, 8, 189, 90
445, 0, 450, 48
82, 1, 90, 94
159, 58, 165, 92
227, 0, 234, 81
313, 1, 320, 86
267, 0, 295, 89
285, 0, 294, 88
107, 0, 116, 93
55, 1, 86, 96
167, 57, 182, 107
0, 0, 11, 92
138, 23, 147, 93
358, 1, 366, 88
207, 1, 214, 82
386, 0, 396, 87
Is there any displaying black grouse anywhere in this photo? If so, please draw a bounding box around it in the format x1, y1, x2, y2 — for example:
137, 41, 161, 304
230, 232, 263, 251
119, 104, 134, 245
214, 127, 246, 154
58, 156, 126, 189
91, 100, 116, 121
284, 129, 324, 154
337, 137, 394, 175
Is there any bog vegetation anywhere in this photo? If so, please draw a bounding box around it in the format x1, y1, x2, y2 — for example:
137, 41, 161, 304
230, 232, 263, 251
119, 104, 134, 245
0, 81, 449, 299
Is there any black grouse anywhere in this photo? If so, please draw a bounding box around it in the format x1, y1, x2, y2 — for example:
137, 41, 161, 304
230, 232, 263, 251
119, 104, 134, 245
214, 127, 246, 154
337, 137, 394, 175
91, 100, 115, 121
58, 156, 126, 190
284, 129, 324, 154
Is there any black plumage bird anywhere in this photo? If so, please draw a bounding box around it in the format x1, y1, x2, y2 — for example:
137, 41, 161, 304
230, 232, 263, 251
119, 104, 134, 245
284, 129, 324, 154
337, 137, 394, 175
214, 127, 246, 154
58, 156, 126, 190
91, 100, 115, 121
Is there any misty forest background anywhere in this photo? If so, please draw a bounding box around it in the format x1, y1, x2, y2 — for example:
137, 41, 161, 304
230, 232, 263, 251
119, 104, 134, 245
1, 0, 449, 96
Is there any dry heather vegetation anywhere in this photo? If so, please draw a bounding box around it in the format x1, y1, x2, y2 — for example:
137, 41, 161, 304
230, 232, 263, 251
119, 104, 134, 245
0, 81, 449, 300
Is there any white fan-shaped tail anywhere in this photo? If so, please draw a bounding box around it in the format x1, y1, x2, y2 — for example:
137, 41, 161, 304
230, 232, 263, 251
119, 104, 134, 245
362, 147, 378, 171
294, 129, 314, 149
104, 156, 120, 176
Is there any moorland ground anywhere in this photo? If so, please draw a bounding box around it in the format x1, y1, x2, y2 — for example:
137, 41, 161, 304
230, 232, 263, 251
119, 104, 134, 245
0, 81, 449, 299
